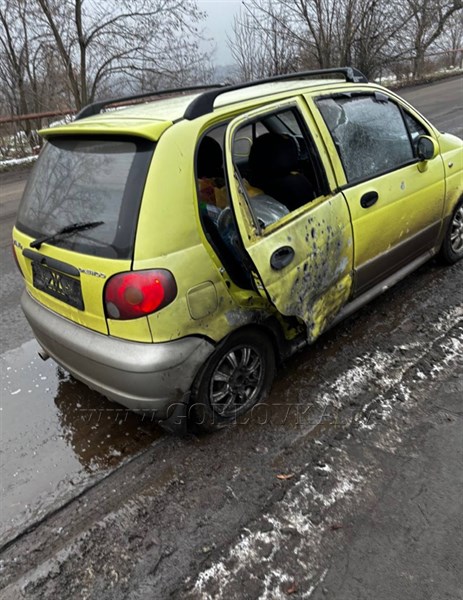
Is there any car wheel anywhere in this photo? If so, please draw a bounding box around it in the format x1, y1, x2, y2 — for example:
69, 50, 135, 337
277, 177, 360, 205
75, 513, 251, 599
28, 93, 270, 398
190, 329, 275, 432
440, 198, 463, 264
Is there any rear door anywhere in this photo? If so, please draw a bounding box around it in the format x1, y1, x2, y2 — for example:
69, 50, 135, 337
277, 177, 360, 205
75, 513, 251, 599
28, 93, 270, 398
224, 99, 354, 342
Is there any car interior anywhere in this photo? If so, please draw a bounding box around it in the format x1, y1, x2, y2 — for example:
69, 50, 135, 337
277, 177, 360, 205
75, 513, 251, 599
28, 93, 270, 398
196, 107, 328, 289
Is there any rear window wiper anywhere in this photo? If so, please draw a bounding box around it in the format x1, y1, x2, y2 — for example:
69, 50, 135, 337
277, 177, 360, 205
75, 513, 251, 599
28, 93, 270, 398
30, 221, 104, 249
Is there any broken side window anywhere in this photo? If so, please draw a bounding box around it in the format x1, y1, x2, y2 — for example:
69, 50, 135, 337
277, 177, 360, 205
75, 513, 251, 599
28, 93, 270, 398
232, 107, 326, 222
317, 95, 414, 184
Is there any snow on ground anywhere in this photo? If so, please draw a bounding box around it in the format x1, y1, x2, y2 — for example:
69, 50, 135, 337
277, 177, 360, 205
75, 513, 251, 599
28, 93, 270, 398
49, 114, 74, 128
0, 155, 37, 170
189, 306, 463, 600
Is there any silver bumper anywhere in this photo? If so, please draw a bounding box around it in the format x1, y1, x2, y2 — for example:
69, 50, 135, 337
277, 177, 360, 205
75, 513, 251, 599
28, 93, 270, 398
21, 290, 215, 418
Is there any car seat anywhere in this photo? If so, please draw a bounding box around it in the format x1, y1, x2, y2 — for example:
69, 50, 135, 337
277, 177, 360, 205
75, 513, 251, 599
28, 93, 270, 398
248, 133, 315, 211
197, 136, 224, 179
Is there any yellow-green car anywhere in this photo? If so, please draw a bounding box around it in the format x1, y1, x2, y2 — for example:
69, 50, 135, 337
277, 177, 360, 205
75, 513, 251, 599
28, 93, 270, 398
13, 68, 463, 432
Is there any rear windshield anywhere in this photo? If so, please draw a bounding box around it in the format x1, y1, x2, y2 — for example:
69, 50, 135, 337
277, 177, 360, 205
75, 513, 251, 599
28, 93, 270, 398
16, 136, 154, 259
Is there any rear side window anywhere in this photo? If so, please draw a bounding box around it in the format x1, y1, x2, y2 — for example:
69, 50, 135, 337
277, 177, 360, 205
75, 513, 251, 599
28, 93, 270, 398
16, 136, 154, 259
317, 95, 414, 183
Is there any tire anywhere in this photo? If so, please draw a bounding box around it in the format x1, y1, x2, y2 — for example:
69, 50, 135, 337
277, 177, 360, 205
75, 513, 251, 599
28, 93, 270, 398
440, 198, 463, 264
189, 329, 275, 432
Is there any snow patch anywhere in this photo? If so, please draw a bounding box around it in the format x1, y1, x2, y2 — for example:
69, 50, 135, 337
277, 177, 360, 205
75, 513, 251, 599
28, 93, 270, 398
192, 464, 364, 599
0, 155, 37, 168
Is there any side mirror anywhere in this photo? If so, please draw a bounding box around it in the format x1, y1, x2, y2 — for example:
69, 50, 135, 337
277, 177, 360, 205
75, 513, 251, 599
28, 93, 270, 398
416, 135, 438, 161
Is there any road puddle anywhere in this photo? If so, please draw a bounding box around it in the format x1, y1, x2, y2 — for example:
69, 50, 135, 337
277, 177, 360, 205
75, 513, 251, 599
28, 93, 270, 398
0, 339, 163, 545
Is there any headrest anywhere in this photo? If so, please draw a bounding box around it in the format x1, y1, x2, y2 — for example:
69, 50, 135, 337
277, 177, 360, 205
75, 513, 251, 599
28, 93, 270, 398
249, 133, 298, 178
197, 136, 223, 178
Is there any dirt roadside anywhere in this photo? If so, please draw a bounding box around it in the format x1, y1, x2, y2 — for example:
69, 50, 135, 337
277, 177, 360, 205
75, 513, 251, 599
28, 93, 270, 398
184, 322, 463, 600
1, 261, 461, 600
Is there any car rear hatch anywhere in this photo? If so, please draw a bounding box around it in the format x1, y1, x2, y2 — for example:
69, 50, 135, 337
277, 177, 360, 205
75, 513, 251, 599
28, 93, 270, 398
14, 134, 155, 338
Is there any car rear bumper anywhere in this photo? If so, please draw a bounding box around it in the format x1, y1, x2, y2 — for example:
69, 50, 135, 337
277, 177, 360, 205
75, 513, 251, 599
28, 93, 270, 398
21, 290, 215, 419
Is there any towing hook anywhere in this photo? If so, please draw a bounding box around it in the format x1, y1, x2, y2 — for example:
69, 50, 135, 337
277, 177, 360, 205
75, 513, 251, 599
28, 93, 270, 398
38, 348, 50, 361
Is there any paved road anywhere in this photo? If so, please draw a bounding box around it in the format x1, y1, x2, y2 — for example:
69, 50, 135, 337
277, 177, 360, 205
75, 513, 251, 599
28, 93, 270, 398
0, 169, 29, 241
0, 169, 28, 199
398, 75, 463, 138
0, 76, 462, 600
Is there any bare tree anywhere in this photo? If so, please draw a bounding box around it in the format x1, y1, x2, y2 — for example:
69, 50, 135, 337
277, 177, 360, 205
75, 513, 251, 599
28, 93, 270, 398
226, 0, 462, 82
283, 0, 412, 78
130, 37, 215, 92
345, 0, 412, 77
227, 1, 299, 81
401, 0, 463, 77
228, 12, 269, 80
33, 0, 209, 109
0, 0, 38, 116
435, 11, 463, 67
0, 0, 64, 149
227, 0, 409, 80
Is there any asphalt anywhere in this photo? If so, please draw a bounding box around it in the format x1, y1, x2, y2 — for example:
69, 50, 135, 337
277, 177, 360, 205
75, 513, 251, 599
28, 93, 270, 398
397, 75, 463, 139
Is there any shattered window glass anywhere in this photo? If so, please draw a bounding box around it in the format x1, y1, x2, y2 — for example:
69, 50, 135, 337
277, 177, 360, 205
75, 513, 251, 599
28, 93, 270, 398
317, 95, 414, 183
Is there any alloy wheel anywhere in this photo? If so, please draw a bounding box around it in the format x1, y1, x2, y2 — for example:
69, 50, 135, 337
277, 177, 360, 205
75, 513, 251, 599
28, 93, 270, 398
450, 205, 463, 254
209, 345, 264, 417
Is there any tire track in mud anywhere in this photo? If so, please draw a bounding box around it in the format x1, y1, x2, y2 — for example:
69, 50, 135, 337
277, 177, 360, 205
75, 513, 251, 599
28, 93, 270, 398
185, 321, 463, 600
1, 262, 461, 600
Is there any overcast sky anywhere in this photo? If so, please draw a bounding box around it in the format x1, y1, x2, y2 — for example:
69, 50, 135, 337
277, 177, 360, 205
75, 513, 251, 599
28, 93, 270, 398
198, 0, 242, 65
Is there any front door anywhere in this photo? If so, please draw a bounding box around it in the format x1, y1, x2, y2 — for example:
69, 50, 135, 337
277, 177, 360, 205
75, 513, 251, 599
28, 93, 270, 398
224, 100, 354, 341
314, 93, 445, 295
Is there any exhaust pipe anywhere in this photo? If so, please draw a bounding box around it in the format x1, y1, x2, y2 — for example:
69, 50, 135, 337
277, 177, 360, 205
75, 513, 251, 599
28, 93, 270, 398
38, 348, 50, 361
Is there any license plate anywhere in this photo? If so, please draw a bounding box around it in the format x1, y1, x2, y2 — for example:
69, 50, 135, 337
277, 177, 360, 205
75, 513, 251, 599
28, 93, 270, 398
32, 262, 84, 310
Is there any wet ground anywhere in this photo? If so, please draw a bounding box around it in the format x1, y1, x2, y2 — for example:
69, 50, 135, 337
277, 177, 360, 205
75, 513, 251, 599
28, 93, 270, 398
0, 76, 462, 599
1, 258, 461, 600
1, 340, 163, 544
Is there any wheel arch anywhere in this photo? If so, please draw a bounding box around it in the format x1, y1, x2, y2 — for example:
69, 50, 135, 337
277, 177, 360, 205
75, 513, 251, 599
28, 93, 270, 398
188, 320, 279, 431
225, 317, 293, 366
439, 193, 463, 264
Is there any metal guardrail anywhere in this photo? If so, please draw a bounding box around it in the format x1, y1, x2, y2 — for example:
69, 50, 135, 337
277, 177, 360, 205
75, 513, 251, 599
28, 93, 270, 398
0, 109, 75, 126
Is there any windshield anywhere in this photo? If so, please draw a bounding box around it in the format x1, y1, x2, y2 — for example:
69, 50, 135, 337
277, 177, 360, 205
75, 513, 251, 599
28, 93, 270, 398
16, 136, 154, 259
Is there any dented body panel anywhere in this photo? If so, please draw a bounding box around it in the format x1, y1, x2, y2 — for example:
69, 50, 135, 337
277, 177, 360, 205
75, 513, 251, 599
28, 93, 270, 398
253, 197, 353, 342
224, 100, 352, 341
226, 182, 353, 342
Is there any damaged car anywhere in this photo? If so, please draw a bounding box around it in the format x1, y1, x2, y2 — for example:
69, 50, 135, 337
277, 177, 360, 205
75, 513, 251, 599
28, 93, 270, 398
12, 67, 463, 432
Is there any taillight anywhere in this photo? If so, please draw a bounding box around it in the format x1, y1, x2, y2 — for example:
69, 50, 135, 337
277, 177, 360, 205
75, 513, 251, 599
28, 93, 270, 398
104, 269, 177, 320
12, 243, 23, 277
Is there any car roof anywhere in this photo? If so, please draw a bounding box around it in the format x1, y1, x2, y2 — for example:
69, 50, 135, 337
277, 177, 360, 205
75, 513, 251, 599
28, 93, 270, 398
81, 79, 351, 123
40, 76, 374, 141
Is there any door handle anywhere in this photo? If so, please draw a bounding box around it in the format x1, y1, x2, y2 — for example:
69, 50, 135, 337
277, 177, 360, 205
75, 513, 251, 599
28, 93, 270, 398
270, 246, 295, 270
360, 191, 379, 209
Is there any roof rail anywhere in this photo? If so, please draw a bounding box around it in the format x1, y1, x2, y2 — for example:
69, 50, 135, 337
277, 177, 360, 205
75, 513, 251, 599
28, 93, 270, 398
184, 67, 368, 120
74, 83, 225, 121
